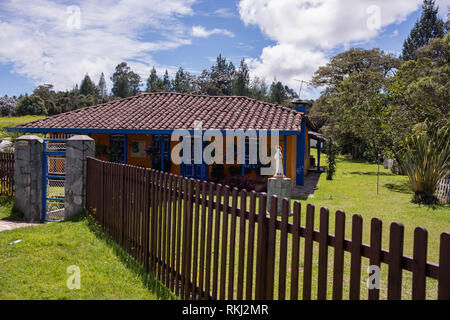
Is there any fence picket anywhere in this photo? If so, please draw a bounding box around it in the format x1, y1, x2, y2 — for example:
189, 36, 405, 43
332, 210, 345, 300
388, 222, 404, 300
245, 192, 257, 300
412, 227, 428, 300
317, 207, 329, 300
219, 187, 230, 300
290, 202, 301, 300
236, 189, 247, 300
368, 218, 382, 300
278, 198, 289, 300
265, 196, 277, 300
303, 204, 315, 300
228, 188, 239, 300
438, 233, 450, 300
349, 214, 363, 300
212, 184, 223, 299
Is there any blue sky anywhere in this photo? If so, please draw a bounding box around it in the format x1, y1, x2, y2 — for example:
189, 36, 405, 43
0, 0, 448, 98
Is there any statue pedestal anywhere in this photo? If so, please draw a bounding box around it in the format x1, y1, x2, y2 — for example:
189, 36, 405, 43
267, 176, 291, 215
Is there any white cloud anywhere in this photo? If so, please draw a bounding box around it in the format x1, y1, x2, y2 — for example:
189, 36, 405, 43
213, 8, 237, 18
191, 25, 235, 38
0, 0, 196, 91
238, 0, 435, 96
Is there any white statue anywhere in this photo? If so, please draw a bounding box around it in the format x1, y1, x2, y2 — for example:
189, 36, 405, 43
274, 146, 284, 177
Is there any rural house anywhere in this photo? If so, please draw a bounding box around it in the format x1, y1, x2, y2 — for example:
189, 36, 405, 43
9, 92, 324, 187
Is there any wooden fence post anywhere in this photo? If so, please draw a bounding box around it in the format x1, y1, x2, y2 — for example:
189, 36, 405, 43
438, 232, 450, 300
255, 193, 268, 300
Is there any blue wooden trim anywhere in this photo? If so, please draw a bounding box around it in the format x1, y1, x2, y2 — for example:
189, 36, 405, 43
43, 151, 66, 156
200, 141, 204, 180
124, 134, 127, 164
42, 141, 47, 221
160, 134, 164, 172
283, 135, 287, 176
317, 142, 321, 169
296, 120, 306, 186
47, 197, 65, 201
8, 127, 300, 136
46, 175, 65, 179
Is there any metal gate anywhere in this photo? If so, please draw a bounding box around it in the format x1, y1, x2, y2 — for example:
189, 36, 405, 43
42, 138, 67, 221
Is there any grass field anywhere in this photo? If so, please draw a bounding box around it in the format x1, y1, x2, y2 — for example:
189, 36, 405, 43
0, 203, 171, 300
295, 155, 450, 262
0, 115, 45, 139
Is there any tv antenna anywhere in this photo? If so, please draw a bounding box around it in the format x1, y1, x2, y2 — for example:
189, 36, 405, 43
293, 79, 312, 99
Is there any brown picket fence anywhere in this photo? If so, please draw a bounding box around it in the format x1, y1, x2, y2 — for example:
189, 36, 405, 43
0, 152, 14, 197
85, 157, 450, 300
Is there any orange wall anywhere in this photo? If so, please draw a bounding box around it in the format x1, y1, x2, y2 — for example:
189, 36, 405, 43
73, 132, 308, 184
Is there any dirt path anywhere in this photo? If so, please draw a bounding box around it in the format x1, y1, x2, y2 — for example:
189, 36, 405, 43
0, 220, 41, 232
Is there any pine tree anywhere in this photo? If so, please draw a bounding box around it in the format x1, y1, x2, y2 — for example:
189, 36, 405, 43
172, 67, 191, 93
80, 74, 98, 96
98, 72, 107, 100
232, 59, 250, 96
401, 0, 445, 61
111, 62, 141, 98
269, 80, 287, 105
146, 67, 162, 92
162, 70, 171, 91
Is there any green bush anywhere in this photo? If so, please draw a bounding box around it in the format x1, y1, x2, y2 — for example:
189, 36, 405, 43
402, 126, 450, 204
325, 137, 338, 180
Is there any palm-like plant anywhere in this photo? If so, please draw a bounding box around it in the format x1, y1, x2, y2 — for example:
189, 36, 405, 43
402, 126, 450, 204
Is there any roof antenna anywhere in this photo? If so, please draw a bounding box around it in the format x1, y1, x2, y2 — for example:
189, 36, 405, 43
293, 79, 311, 100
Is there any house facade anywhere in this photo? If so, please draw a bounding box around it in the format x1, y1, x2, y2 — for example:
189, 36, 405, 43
10, 92, 323, 187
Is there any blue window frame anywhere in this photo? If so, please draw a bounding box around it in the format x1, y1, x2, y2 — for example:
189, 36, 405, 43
109, 135, 126, 164
152, 135, 170, 172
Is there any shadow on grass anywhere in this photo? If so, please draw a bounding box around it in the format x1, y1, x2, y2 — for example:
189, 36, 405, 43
0, 196, 24, 221
348, 171, 395, 176
384, 182, 411, 194
66, 211, 176, 300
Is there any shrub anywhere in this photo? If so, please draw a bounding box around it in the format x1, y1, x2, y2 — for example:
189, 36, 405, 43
325, 136, 338, 180
402, 127, 450, 204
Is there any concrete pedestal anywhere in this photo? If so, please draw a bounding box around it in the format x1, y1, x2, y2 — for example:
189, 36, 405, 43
267, 177, 292, 215
65, 135, 95, 218
14, 135, 43, 222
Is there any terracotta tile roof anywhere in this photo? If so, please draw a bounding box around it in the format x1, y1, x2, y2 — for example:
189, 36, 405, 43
14, 92, 306, 132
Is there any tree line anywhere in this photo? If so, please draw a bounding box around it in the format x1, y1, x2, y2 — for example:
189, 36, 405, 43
311, 0, 449, 204
1, 55, 300, 118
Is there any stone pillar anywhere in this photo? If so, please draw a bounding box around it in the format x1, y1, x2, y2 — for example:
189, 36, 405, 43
65, 135, 95, 218
14, 135, 43, 222
267, 177, 292, 215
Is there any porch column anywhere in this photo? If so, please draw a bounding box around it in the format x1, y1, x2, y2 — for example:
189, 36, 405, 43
200, 138, 204, 180
317, 141, 321, 171
160, 135, 164, 172
241, 135, 245, 182
296, 120, 306, 186
283, 136, 287, 176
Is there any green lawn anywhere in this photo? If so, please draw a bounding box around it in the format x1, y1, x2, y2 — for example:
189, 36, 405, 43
297, 155, 450, 262
0, 205, 170, 300
0, 115, 45, 139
